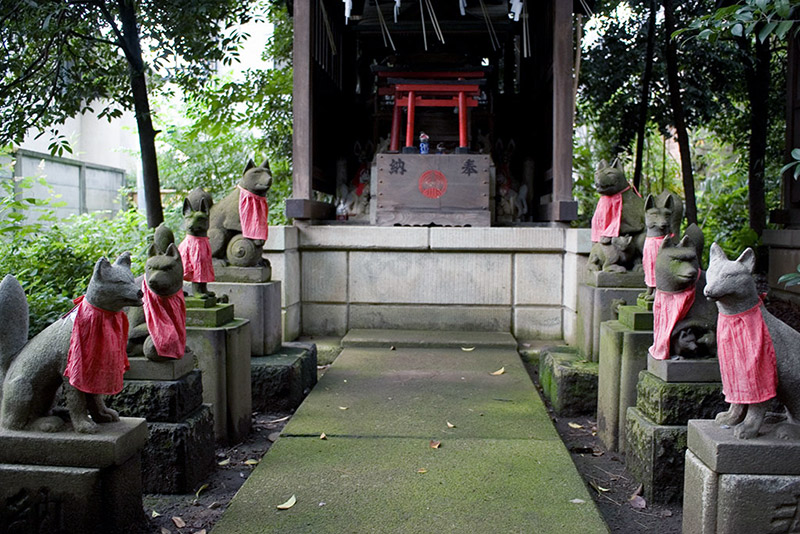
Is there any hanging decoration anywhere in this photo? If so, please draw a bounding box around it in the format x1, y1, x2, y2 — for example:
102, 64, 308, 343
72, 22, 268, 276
459, 0, 466, 16
509, 0, 523, 21
478, 0, 500, 51
342, 0, 352, 23
321, 1, 339, 53
424, 0, 444, 44
375, 0, 396, 51
394, 0, 401, 22
521, 0, 531, 58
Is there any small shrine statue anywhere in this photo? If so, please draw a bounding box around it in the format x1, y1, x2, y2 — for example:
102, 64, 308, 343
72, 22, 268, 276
705, 243, 800, 440
587, 160, 645, 272
649, 224, 717, 360
640, 192, 683, 301
0, 253, 143, 434
179, 188, 215, 299
128, 224, 187, 362
209, 158, 272, 267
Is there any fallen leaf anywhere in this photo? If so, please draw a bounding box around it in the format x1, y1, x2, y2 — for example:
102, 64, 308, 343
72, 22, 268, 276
568, 422, 583, 429
430, 440, 441, 449
592, 450, 605, 457
171, 517, 186, 528
267, 432, 281, 442
339, 406, 348, 410
589, 480, 610, 493
417, 468, 428, 474
208, 502, 220, 509
196, 530, 207, 534
389, 345, 396, 350
151, 510, 161, 518
267, 415, 291, 424
195, 483, 209, 498
217, 458, 230, 466
661, 510, 673, 518
629, 495, 647, 509
570, 498, 586, 504
320, 432, 328, 440
490, 367, 505, 376
277, 495, 297, 510
245, 459, 259, 466
632, 483, 643, 497
446, 421, 456, 428
461, 346, 475, 352
161, 528, 171, 534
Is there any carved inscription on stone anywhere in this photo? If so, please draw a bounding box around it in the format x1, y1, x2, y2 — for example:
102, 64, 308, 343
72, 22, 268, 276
2, 488, 64, 533
771, 495, 800, 534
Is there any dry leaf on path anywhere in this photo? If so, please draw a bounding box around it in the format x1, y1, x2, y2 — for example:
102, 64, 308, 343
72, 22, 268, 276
339, 406, 349, 410
196, 530, 207, 534
429, 440, 441, 449
160, 528, 171, 534
589, 480, 610, 493
568, 422, 583, 429
151, 510, 161, 518
320, 432, 328, 440
171, 516, 186, 528
267, 432, 281, 442
195, 483, 209, 498
570, 498, 586, 504
461, 346, 475, 352
277, 495, 297, 510
217, 458, 230, 466
268, 415, 291, 424
417, 468, 428, 474
446, 421, 456, 428
244, 459, 260, 466
490, 367, 505, 376
629, 495, 647, 509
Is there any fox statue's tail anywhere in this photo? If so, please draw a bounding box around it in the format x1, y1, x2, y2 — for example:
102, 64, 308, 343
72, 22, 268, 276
0, 275, 29, 398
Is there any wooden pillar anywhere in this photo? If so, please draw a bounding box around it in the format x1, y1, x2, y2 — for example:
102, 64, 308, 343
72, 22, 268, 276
405, 90, 416, 150
772, 31, 800, 226
292, 0, 313, 202
551, 0, 574, 210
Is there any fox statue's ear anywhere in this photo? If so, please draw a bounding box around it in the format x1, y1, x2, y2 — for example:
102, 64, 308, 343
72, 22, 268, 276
199, 197, 210, 215
644, 194, 655, 210
94, 257, 112, 281
165, 243, 180, 260
736, 247, 756, 273
244, 158, 256, 174
596, 159, 608, 172
664, 194, 675, 212
183, 198, 192, 217
146, 244, 158, 258
114, 252, 132, 269
261, 158, 271, 173
709, 242, 727, 264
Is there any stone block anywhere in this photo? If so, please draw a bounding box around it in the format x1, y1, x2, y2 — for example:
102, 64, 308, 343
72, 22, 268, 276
429, 227, 564, 251
302, 303, 348, 336
577, 283, 646, 362
514, 253, 563, 306
618, 305, 653, 331
264, 249, 300, 307
283, 303, 301, 342
206, 281, 282, 356
682, 450, 718, 534
263, 225, 298, 251
301, 251, 347, 302
125, 354, 195, 381
300, 336, 341, 365
565, 228, 592, 254
212, 263, 271, 283
251, 344, 318, 412
538, 348, 598, 417
636, 296, 654, 310
562, 252, 585, 312
186, 319, 252, 443
646, 355, 722, 383
563, 309, 578, 347
348, 251, 512, 305
348, 304, 511, 332
716, 473, 800, 533
185, 302, 235, 328
107, 369, 204, 423
768, 246, 800, 297
513, 307, 562, 339
185, 295, 216, 308
587, 270, 646, 288
625, 407, 688, 504
687, 419, 800, 475
635, 371, 726, 425
141, 405, 215, 494
299, 225, 429, 250
596, 320, 651, 452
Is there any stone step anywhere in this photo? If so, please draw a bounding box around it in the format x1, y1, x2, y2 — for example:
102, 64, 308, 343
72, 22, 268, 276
341, 328, 517, 349
618, 304, 653, 331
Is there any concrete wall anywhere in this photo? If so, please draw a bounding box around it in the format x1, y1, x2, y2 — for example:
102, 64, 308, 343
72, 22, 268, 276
264, 225, 592, 342
764, 229, 800, 304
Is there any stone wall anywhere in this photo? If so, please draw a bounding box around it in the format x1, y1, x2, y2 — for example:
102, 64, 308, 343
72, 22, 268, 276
764, 229, 800, 304
265, 225, 591, 341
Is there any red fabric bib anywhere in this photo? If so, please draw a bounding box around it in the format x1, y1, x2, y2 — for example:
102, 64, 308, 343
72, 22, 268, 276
591, 186, 630, 242
717, 303, 777, 404
179, 235, 215, 283
643, 235, 667, 288
142, 280, 186, 360
238, 185, 269, 241
649, 284, 696, 360
64, 296, 129, 395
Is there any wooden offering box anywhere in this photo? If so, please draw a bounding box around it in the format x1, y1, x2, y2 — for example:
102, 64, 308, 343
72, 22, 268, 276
374, 153, 491, 227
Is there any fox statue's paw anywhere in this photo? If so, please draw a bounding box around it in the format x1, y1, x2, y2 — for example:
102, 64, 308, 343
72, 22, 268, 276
92, 406, 120, 424
31, 416, 65, 433
775, 423, 800, 440
73, 418, 99, 434
734, 422, 760, 440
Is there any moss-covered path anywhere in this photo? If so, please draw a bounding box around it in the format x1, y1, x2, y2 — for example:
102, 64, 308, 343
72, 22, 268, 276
213, 331, 608, 533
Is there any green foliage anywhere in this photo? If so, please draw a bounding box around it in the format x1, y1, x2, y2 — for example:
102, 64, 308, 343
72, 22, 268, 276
679, 0, 799, 44
781, 148, 800, 180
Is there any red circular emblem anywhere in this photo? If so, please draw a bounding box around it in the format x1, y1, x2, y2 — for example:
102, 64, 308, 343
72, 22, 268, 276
418, 170, 448, 199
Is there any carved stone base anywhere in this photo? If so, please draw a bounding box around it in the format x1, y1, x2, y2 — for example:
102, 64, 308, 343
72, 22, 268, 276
647, 354, 722, 383
205, 281, 282, 356
251, 342, 318, 412
538, 347, 598, 417
211, 262, 272, 283
683, 420, 800, 533
0, 418, 146, 534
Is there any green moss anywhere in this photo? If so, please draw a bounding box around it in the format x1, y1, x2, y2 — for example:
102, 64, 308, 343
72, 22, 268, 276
636, 371, 726, 425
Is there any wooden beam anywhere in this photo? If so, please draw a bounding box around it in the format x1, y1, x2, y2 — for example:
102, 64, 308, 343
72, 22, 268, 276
551, 0, 574, 209
292, 0, 313, 201
285, 199, 336, 220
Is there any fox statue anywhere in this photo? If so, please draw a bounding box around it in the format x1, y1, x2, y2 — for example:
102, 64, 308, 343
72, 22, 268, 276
705, 243, 800, 439
640, 191, 683, 301
0, 253, 143, 434
179, 188, 215, 299
208, 158, 272, 267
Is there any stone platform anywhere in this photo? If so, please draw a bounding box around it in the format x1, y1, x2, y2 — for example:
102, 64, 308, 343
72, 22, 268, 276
205, 280, 282, 356
252, 342, 318, 412
538, 346, 598, 417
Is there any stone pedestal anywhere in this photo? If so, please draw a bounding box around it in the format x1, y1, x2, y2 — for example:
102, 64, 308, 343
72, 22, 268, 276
0, 418, 147, 534
205, 280, 282, 356
251, 342, 318, 412
683, 419, 800, 533
576, 271, 646, 362
596, 302, 652, 452
107, 358, 215, 494
625, 364, 725, 504
538, 346, 598, 417
185, 300, 252, 444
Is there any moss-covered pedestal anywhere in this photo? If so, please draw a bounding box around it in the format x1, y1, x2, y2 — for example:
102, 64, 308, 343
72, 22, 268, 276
185, 296, 252, 444
576, 271, 646, 362
625, 360, 725, 504
597, 298, 653, 453
107, 354, 214, 494
251, 341, 318, 412
538, 346, 598, 417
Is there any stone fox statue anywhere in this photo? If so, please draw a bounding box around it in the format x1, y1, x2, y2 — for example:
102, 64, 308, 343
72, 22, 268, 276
640, 191, 683, 301
0, 253, 143, 434
208, 158, 272, 267
180, 188, 215, 299
705, 243, 800, 440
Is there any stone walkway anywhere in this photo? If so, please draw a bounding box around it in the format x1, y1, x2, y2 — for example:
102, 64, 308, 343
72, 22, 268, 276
213, 330, 608, 533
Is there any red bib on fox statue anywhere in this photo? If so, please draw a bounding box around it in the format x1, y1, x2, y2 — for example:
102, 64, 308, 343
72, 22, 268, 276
64, 296, 130, 395
238, 185, 269, 241
179, 235, 215, 283
717, 302, 778, 404
650, 284, 696, 360
591, 186, 630, 242
643, 235, 667, 287
142, 280, 186, 360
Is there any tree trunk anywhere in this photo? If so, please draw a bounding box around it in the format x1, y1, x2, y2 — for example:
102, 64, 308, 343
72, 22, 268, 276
663, 0, 697, 224
743, 36, 771, 237
633, 0, 657, 192
117, 0, 163, 228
